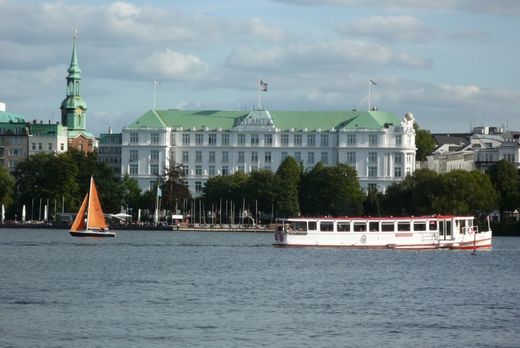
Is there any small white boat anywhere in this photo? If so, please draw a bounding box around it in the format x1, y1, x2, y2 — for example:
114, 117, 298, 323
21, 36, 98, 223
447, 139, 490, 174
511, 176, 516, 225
70, 177, 115, 238
273, 215, 491, 250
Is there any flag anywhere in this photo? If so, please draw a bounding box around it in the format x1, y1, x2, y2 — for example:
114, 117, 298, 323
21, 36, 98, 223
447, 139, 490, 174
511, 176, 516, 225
157, 187, 162, 197
154, 79, 161, 86
260, 80, 268, 92
369, 80, 378, 86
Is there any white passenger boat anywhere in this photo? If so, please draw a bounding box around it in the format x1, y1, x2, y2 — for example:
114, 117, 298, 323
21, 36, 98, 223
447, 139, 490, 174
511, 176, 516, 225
273, 215, 492, 250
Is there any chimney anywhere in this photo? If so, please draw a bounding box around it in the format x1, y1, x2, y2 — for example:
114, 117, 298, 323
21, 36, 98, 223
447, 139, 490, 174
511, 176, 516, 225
108, 126, 112, 134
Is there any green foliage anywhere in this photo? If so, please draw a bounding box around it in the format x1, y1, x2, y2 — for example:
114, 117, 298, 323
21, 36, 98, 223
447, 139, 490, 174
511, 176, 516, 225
0, 166, 15, 207
160, 160, 191, 211
244, 169, 280, 214
364, 188, 382, 216
202, 171, 248, 207
300, 163, 364, 216
119, 174, 142, 210
414, 123, 436, 162
486, 159, 520, 216
275, 156, 301, 217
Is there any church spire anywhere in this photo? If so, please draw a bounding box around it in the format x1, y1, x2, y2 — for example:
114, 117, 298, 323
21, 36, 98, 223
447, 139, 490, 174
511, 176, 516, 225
61, 29, 87, 130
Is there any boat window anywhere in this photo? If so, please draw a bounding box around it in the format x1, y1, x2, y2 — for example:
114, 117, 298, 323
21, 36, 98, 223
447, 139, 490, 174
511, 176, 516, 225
428, 220, 437, 231
381, 222, 394, 232
459, 219, 466, 229
397, 222, 411, 231
413, 222, 426, 231
290, 221, 307, 231
320, 222, 334, 232
369, 221, 379, 232
353, 222, 367, 232
337, 222, 350, 232
446, 221, 452, 236
467, 219, 473, 227
308, 221, 317, 231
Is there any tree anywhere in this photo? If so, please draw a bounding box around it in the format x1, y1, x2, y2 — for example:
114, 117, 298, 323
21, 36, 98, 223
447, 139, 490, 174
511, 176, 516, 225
364, 188, 382, 216
161, 160, 191, 211
119, 174, 142, 212
244, 169, 280, 217
275, 156, 301, 217
487, 159, 520, 220
414, 123, 436, 162
0, 166, 15, 207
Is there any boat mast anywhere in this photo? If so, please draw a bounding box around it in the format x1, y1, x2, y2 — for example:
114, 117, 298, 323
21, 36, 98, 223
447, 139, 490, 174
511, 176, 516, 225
86, 176, 94, 229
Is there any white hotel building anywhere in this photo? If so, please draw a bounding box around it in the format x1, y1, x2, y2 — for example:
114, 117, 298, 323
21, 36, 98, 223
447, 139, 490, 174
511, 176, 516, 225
121, 109, 416, 195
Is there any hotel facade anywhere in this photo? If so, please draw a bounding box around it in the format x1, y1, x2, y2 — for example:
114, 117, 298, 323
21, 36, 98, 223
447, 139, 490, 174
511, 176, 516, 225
121, 109, 417, 196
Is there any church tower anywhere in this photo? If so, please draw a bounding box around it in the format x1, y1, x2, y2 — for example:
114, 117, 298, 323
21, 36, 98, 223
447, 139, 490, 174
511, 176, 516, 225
60, 31, 87, 131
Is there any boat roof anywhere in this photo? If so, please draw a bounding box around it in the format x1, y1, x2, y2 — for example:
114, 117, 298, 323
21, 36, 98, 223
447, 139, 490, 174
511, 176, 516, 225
283, 215, 473, 221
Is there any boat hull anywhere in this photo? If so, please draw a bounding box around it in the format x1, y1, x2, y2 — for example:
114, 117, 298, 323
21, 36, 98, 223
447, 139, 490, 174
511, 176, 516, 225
70, 230, 116, 238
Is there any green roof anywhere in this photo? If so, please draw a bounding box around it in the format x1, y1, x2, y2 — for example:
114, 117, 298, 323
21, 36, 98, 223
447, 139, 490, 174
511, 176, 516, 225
29, 123, 68, 137
0, 111, 26, 123
126, 109, 401, 131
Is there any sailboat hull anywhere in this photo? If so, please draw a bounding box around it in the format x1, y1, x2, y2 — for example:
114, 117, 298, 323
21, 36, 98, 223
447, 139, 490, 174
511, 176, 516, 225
70, 230, 116, 238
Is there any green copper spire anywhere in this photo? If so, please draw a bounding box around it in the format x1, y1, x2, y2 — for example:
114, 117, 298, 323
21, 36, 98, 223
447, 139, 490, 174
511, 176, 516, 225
61, 29, 87, 131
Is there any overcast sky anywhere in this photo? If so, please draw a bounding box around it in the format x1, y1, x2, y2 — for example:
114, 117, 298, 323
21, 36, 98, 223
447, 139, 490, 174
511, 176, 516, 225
1, 0, 519, 136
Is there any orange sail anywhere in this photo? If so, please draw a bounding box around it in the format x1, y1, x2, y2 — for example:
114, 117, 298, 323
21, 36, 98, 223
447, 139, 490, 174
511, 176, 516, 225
86, 177, 108, 230
70, 194, 88, 232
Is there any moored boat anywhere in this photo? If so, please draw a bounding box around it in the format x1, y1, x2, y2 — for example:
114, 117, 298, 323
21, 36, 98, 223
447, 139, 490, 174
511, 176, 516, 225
69, 176, 115, 238
273, 215, 491, 250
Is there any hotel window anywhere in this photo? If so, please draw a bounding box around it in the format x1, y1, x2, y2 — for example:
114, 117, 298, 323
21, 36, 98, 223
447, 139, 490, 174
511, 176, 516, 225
238, 134, 245, 145
129, 163, 138, 175
395, 135, 402, 147
406, 153, 413, 164
307, 152, 315, 165
195, 151, 202, 163
150, 164, 159, 175
222, 151, 229, 163
321, 152, 328, 164
264, 134, 272, 146
195, 165, 202, 176
281, 134, 289, 146
182, 133, 190, 145
238, 151, 245, 163
171, 134, 176, 146
151, 133, 160, 144
369, 166, 378, 177
150, 150, 159, 162
281, 151, 288, 161
251, 134, 259, 146
130, 132, 139, 143
208, 133, 217, 145
182, 165, 189, 176
209, 165, 216, 177
394, 167, 402, 178
238, 165, 245, 172
182, 151, 189, 163
294, 134, 302, 146
265, 151, 272, 163
60, 143, 64, 151
38, 143, 42, 150
195, 181, 202, 192
251, 151, 258, 162
369, 134, 378, 147
394, 153, 403, 164
307, 135, 315, 147
368, 183, 378, 191
222, 166, 229, 175
347, 134, 356, 146
346, 152, 356, 165
294, 152, 301, 162
222, 134, 229, 145
129, 150, 138, 162
48, 143, 52, 151
320, 134, 329, 147
31, 143, 36, 150
369, 152, 378, 164
196, 134, 204, 145
209, 151, 216, 163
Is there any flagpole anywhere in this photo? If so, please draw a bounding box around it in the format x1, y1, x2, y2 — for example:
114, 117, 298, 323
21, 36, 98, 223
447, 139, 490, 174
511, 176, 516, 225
258, 78, 261, 110
153, 78, 157, 110
368, 80, 371, 111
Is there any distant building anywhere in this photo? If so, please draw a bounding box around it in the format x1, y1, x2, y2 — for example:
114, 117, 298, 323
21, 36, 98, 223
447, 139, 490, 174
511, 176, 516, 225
98, 128, 122, 178
28, 121, 68, 155
0, 108, 29, 173
121, 109, 417, 196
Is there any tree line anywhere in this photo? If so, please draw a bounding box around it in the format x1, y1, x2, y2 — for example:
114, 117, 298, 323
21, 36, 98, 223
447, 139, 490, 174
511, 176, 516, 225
1, 150, 519, 223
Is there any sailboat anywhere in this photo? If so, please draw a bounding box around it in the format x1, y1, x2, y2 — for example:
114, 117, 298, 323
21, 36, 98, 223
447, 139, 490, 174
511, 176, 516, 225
70, 176, 115, 237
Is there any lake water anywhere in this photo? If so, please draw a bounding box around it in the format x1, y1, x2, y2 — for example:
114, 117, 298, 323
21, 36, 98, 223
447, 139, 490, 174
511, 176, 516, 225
1, 229, 519, 347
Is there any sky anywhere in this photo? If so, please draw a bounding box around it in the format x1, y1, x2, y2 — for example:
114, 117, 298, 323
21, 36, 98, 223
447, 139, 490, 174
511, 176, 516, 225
0, 0, 519, 136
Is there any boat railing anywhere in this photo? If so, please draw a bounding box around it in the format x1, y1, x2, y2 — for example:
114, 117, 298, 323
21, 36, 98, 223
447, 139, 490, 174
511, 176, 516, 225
462, 226, 479, 234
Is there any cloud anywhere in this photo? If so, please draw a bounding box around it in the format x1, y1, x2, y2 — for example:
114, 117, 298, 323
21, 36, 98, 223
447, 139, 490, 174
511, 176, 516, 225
226, 40, 431, 72
273, 0, 520, 16
336, 16, 436, 43
135, 49, 209, 80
